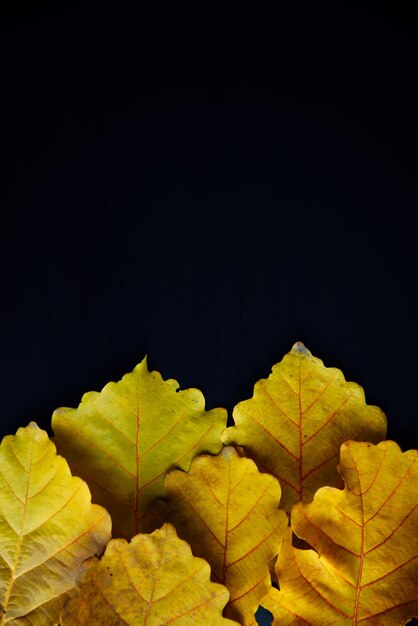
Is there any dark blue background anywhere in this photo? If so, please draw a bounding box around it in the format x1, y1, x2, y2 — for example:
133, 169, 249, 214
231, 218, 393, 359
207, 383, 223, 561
1, 4, 417, 624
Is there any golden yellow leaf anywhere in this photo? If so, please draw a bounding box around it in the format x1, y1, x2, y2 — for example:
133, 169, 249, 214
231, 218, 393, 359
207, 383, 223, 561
222, 342, 387, 512
52, 358, 227, 539
60, 522, 239, 625
0, 422, 111, 625
157, 446, 288, 625
261, 440, 418, 625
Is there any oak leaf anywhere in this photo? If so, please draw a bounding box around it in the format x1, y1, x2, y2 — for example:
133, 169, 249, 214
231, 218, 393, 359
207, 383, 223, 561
261, 440, 418, 625
156, 446, 288, 625
0, 422, 111, 625
60, 522, 239, 625
52, 358, 226, 538
222, 342, 387, 512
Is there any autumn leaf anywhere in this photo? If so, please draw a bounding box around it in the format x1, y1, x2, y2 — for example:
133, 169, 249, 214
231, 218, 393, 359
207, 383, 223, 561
154, 446, 288, 625
222, 342, 387, 512
60, 522, 239, 625
0, 422, 111, 625
261, 440, 418, 625
51, 357, 227, 539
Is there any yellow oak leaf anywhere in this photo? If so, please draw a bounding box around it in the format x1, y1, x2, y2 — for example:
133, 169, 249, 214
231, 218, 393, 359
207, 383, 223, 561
222, 342, 387, 513
261, 440, 418, 625
157, 446, 288, 625
60, 522, 239, 625
52, 358, 227, 539
0, 422, 111, 625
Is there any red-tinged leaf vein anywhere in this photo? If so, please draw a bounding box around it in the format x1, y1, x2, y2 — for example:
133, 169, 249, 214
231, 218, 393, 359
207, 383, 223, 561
299, 508, 361, 557
152, 562, 207, 605
93, 406, 135, 445
255, 459, 299, 493
301, 375, 336, 415
280, 376, 299, 396
2, 435, 33, 613
359, 447, 388, 498
139, 420, 217, 493
293, 548, 352, 619
298, 359, 303, 498
7, 589, 64, 621
364, 504, 417, 555
140, 533, 158, 573
14, 511, 109, 581
200, 471, 226, 509
111, 394, 144, 421
114, 543, 148, 604
258, 382, 299, 427
228, 574, 266, 604
332, 566, 357, 589
334, 504, 361, 528
27, 483, 85, 536
364, 457, 417, 524
177, 488, 224, 549
227, 519, 284, 569
222, 462, 231, 584
353, 464, 366, 624
143, 529, 170, 625
228, 478, 275, 534
138, 411, 188, 460
58, 413, 136, 478
361, 554, 418, 588
91, 575, 130, 625
27, 467, 59, 500
134, 378, 140, 536
302, 392, 353, 446
238, 407, 298, 460
8, 444, 27, 471
301, 450, 340, 480
160, 590, 228, 625
31, 447, 51, 467
230, 465, 251, 493
0, 469, 24, 504
68, 465, 135, 511
301, 367, 316, 385
279, 604, 311, 624
356, 599, 418, 622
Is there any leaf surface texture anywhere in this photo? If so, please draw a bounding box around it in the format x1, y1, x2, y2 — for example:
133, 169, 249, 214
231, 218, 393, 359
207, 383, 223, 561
0, 423, 111, 625
60, 522, 238, 625
52, 358, 226, 538
159, 447, 288, 625
222, 342, 387, 512
261, 440, 418, 625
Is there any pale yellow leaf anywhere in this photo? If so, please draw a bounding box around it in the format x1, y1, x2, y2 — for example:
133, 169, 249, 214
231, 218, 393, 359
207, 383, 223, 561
52, 358, 227, 538
261, 440, 418, 625
222, 342, 387, 512
60, 522, 239, 625
0, 422, 111, 625
157, 447, 288, 625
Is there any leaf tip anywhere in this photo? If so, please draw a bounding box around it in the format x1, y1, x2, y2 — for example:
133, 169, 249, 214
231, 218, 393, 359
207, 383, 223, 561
135, 354, 149, 371
220, 445, 239, 460
24, 421, 47, 441
291, 341, 312, 356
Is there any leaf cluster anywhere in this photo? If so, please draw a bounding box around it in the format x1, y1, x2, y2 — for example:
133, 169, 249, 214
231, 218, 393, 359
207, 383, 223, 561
0, 342, 417, 625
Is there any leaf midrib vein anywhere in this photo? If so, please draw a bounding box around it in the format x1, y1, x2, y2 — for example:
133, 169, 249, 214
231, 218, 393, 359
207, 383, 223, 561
1, 436, 34, 619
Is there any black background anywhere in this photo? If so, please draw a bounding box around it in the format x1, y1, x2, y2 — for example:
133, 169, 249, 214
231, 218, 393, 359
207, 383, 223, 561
1, 4, 417, 624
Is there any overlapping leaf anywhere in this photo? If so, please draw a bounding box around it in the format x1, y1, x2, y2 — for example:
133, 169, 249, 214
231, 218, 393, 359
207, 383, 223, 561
156, 446, 288, 625
222, 342, 387, 512
0, 422, 111, 625
261, 440, 418, 625
52, 358, 227, 538
60, 522, 238, 625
